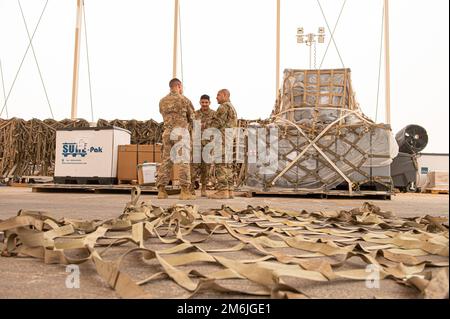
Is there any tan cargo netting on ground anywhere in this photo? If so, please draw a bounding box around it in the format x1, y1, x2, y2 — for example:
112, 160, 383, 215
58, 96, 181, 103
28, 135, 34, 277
0, 188, 448, 298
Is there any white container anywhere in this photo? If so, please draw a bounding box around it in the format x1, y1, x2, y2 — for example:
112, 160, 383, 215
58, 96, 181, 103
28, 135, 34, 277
54, 126, 131, 184
138, 163, 159, 185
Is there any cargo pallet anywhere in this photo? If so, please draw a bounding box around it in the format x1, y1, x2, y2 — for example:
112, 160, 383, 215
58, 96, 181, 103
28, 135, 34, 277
241, 188, 392, 200
31, 183, 180, 195
424, 188, 449, 195
53, 177, 117, 185
118, 179, 138, 185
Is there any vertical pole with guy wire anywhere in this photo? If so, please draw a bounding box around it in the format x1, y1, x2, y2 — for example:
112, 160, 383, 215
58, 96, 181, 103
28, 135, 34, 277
384, 0, 391, 125
172, 0, 179, 78
276, 0, 281, 97
0, 59, 8, 118
71, 0, 83, 120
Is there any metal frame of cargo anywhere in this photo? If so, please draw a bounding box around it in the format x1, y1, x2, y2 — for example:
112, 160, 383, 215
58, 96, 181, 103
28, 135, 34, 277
239, 68, 396, 198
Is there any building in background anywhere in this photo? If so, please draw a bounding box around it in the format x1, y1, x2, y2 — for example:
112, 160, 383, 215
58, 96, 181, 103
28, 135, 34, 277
417, 153, 449, 190
417, 153, 449, 174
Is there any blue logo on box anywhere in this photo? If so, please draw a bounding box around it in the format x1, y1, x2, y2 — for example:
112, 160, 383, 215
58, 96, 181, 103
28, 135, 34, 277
62, 143, 102, 157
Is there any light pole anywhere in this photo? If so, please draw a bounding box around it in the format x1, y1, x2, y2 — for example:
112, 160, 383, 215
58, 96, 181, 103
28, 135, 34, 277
173, 0, 179, 78
384, 0, 391, 125
71, 0, 83, 120
296, 27, 325, 69
275, 0, 281, 98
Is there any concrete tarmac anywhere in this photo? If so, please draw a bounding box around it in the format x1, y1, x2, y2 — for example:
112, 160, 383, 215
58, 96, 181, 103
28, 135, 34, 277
0, 186, 448, 299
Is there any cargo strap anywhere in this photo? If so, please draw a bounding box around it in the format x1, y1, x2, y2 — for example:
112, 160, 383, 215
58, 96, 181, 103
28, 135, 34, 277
270, 107, 376, 193
0, 188, 448, 298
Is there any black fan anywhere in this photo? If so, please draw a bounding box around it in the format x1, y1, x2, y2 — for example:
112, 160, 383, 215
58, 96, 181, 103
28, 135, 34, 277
395, 125, 428, 154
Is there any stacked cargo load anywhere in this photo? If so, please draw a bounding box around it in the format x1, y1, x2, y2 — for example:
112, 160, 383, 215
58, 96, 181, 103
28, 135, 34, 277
242, 68, 398, 195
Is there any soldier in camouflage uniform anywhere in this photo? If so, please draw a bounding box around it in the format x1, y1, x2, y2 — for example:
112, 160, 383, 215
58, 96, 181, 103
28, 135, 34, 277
157, 78, 196, 200
190, 94, 216, 197
208, 89, 238, 199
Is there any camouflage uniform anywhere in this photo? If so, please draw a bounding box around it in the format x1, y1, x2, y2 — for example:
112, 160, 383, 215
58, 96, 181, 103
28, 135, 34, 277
191, 108, 216, 188
157, 91, 195, 188
210, 102, 238, 191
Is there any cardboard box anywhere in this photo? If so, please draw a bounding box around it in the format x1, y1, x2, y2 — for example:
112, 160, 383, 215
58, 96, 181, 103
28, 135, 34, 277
117, 144, 162, 182
138, 163, 159, 185
117, 145, 138, 181
426, 171, 449, 190
138, 144, 162, 164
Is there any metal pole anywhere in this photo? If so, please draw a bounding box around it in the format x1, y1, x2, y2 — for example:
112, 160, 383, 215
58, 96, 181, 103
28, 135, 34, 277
276, 0, 281, 97
71, 0, 83, 120
172, 0, 179, 78
384, 0, 391, 125
0, 59, 7, 118
309, 45, 312, 69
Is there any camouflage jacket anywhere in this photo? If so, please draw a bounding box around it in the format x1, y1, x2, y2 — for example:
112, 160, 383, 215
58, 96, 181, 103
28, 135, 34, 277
211, 102, 238, 132
159, 92, 195, 130
195, 108, 216, 131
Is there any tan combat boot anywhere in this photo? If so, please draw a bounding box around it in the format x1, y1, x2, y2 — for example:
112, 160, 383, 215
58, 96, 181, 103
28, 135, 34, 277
208, 190, 230, 199
157, 186, 168, 199
180, 186, 196, 200
201, 184, 207, 197
228, 188, 234, 199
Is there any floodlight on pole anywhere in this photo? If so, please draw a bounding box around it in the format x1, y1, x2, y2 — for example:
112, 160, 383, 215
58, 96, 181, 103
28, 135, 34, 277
296, 27, 325, 69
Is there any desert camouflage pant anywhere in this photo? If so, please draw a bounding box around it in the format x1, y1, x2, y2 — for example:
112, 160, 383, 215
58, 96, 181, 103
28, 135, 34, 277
156, 130, 191, 188
215, 163, 233, 191
191, 162, 211, 186
214, 134, 235, 191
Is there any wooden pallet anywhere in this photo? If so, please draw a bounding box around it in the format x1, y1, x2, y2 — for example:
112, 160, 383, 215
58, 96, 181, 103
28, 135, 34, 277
424, 188, 449, 195
9, 182, 32, 188
31, 184, 180, 195
7, 176, 54, 187
241, 188, 392, 200
20, 176, 54, 183
118, 179, 138, 185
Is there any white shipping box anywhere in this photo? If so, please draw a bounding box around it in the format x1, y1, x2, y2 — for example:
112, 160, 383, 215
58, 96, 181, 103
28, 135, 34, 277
138, 163, 159, 185
54, 126, 131, 183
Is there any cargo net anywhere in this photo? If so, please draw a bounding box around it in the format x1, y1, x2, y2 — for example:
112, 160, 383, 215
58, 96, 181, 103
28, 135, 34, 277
0, 117, 251, 185
243, 69, 398, 193
0, 118, 163, 179
0, 188, 448, 298
96, 119, 163, 145
0, 118, 91, 178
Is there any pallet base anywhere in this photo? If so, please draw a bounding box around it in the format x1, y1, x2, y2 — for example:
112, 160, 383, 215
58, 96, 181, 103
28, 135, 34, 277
118, 179, 138, 185
241, 188, 392, 200
31, 184, 180, 195
424, 188, 449, 195
54, 176, 117, 185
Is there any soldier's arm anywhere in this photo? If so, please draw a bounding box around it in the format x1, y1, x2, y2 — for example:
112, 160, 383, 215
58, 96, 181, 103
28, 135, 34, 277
159, 99, 163, 115
184, 99, 193, 124
212, 106, 227, 129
